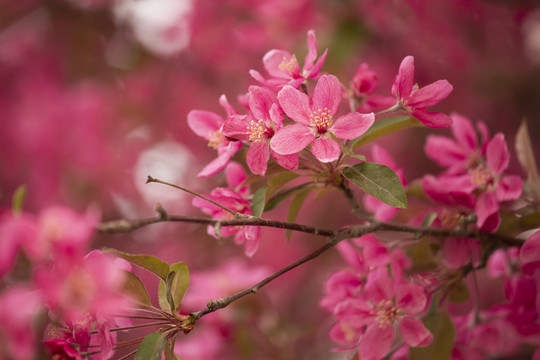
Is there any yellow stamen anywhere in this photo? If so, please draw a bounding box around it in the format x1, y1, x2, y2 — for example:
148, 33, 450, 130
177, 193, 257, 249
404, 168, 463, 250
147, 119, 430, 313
278, 55, 298, 72
309, 108, 332, 133
246, 119, 267, 143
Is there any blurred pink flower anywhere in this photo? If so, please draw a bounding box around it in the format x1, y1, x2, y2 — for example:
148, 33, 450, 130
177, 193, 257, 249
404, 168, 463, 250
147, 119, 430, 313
250, 29, 328, 89
271, 74, 374, 162
392, 55, 453, 128
187, 95, 242, 177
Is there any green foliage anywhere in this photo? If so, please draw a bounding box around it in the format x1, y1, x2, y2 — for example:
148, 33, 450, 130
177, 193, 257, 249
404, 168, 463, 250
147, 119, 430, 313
448, 281, 470, 303
121, 271, 152, 307
286, 189, 311, 241
134, 332, 166, 360
409, 311, 455, 360
352, 116, 422, 150
342, 162, 407, 208
251, 186, 267, 217
158, 262, 190, 312
12, 185, 27, 216
103, 248, 171, 281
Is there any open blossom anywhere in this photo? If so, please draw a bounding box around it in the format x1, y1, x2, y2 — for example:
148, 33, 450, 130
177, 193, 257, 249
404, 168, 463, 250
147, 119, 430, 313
425, 113, 490, 175
192, 162, 261, 257
270, 74, 374, 163
222, 86, 298, 175
187, 95, 242, 177
249, 29, 327, 89
392, 55, 453, 128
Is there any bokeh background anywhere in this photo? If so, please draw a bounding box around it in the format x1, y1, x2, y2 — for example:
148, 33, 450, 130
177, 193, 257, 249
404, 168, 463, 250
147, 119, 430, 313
1, 0, 540, 358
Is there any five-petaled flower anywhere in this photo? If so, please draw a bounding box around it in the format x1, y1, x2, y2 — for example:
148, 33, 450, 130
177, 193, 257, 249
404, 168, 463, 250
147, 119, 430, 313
270, 74, 374, 163
392, 56, 454, 128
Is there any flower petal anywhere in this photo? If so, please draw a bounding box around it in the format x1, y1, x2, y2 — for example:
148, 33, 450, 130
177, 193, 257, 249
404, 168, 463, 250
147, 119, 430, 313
311, 75, 342, 116
263, 49, 297, 78
196, 141, 242, 178
496, 175, 523, 202
311, 136, 340, 163
358, 324, 395, 360
450, 112, 477, 152
424, 135, 468, 169
410, 108, 453, 128
407, 80, 453, 108
246, 141, 270, 175
396, 56, 415, 99
396, 283, 427, 315
365, 267, 394, 303
222, 114, 251, 141
187, 110, 222, 139
270, 124, 314, 155
521, 230, 540, 266
219, 94, 237, 116
225, 162, 247, 188
486, 133, 510, 175
303, 29, 318, 71
330, 112, 374, 140
248, 86, 274, 122
277, 86, 312, 124
398, 316, 433, 347
271, 150, 299, 170
475, 191, 500, 229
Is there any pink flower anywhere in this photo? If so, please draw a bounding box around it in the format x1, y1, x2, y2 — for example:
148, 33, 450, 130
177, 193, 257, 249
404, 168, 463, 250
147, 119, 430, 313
425, 113, 489, 175
222, 86, 298, 175
392, 56, 453, 128
192, 162, 261, 257
333, 268, 432, 359
187, 95, 243, 177
271, 74, 374, 163
350, 62, 395, 113
249, 29, 328, 89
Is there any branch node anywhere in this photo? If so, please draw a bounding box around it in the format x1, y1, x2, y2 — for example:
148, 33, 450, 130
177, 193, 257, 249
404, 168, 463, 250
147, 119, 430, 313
146, 175, 156, 184
154, 203, 168, 219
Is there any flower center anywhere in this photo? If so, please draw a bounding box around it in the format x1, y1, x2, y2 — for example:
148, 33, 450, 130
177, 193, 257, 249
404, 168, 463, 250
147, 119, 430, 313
278, 55, 298, 73
469, 165, 493, 189
372, 300, 400, 329
208, 130, 225, 150
246, 119, 270, 143
439, 208, 460, 228
309, 108, 332, 134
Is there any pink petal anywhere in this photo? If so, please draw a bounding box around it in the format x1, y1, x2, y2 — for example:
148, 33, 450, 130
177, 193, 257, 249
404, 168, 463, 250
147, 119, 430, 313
358, 324, 395, 360
442, 238, 480, 269
336, 240, 365, 272
496, 175, 522, 202
263, 49, 298, 78
365, 267, 394, 304
269, 103, 284, 129
475, 191, 500, 229
311, 136, 340, 163
187, 110, 222, 139
270, 124, 314, 155
363, 236, 391, 267
398, 316, 433, 347
410, 108, 453, 128
246, 141, 270, 175
219, 94, 237, 116
407, 80, 453, 107
305, 48, 328, 79
225, 162, 247, 188
424, 135, 468, 168
520, 230, 540, 266
196, 141, 242, 178
311, 75, 342, 116
277, 86, 312, 124
248, 86, 274, 122
243, 226, 261, 257
396, 283, 427, 315
303, 29, 318, 71
271, 150, 299, 170
330, 112, 375, 140
450, 112, 477, 152
328, 321, 361, 347
486, 133, 510, 175
222, 114, 251, 141
396, 56, 415, 99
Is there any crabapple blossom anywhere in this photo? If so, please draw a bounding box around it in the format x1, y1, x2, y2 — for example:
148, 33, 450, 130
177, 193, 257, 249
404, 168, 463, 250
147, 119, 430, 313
270, 74, 375, 162
392, 55, 454, 128
222, 86, 298, 175
249, 29, 327, 89
187, 95, 243, 177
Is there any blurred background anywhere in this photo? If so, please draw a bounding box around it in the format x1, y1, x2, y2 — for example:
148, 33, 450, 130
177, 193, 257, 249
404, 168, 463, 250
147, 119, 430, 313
1, 0, 539, 358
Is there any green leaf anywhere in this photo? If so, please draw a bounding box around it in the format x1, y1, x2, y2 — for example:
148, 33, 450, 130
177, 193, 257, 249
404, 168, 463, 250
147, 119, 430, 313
352, 116, 422, 150
103, 248, 170, 281
135, 332, 166, 360
121, 271, 152, 307
158, 262, 189, 312
266, 172, 299, 199
342, 162, 407, 208
286, 189, 311, 241
409, 311, 455, 360
421, 212, 438, 228
12, 185, 27, 216
264, 183, 312, 212
251, 186, 267, 217
412, 237, 435, 266
341, 143, 366, 161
